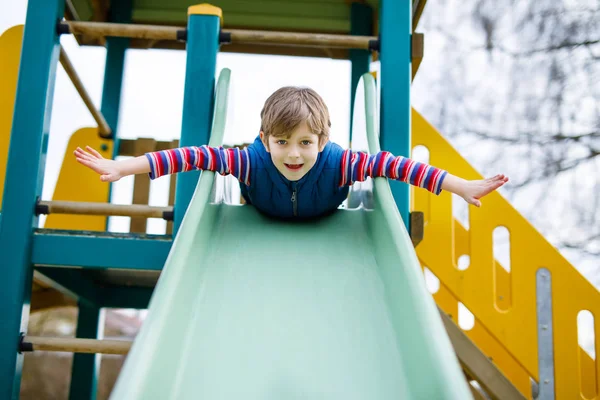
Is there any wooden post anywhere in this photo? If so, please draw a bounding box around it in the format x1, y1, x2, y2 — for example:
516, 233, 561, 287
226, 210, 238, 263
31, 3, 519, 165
131, 138, 157, 232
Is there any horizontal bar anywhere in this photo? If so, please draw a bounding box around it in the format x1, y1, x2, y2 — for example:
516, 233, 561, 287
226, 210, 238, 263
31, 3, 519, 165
32, 229, 172, 270
59, 46, 111, 137
225, 29, 378, 50
37, 200, 174, 220
59, 21, 378, 50
21, 336, 131, 355
60, 21, 183, 41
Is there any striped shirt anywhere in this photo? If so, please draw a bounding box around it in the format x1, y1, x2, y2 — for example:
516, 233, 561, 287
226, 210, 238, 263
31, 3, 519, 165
146, 146, 447, 195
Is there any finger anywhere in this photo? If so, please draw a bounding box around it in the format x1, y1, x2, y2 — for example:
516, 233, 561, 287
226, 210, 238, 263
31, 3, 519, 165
86, 146, 105, 159
76, 157, 102, 174
100, 174, 117, 183
470, 198, 482, 207
75, 157, 94, 168
75, 147, 95, 160
75, 148, 94, 160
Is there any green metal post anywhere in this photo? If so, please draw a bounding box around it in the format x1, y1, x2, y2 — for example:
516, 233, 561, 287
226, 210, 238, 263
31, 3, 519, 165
349, 2, 373, 143
379, 0, 412, 229
102, 0, 132, 233
69, 304, 104, 400
101, 0, 132, 141
0, 0, 65, 398
174, 9, 220, 234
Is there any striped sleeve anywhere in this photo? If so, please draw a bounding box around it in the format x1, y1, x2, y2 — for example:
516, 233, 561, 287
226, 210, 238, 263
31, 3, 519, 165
339, 150, 448, 195
145, 146, 251, 185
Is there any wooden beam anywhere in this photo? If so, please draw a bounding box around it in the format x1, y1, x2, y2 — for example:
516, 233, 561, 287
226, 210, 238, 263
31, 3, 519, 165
59, 45, 111, 137
30, 289, 75, 312
439, 307, 527, 400
411, 33, 424, 80
21, 336, 131, 355
166, 139, 179, 235
131, 138, 157, 232
36, 200, 173, 220
410, 211, 424, 247
412, 0, 428, 31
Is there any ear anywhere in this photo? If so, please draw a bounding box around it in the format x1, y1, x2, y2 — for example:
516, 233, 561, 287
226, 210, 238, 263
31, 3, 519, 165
259, 131, 270, 152
318, 137, 328, 152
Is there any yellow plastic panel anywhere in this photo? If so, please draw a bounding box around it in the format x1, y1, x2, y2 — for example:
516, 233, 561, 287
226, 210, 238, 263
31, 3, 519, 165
580, 347, 597, 400
427, 271, 532, 397
44, 127, 112, 231
411, 108, 600, 399
0, 25, 23, 206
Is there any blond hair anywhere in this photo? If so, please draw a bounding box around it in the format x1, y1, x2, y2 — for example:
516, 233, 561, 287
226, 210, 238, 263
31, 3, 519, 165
260, 87, 331, 146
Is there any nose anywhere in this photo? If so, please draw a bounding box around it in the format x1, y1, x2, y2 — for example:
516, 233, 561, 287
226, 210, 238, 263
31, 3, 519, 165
288, 145, 300, 158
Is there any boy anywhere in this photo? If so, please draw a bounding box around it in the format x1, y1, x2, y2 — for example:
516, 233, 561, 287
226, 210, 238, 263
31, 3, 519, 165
74, 87, 508, 219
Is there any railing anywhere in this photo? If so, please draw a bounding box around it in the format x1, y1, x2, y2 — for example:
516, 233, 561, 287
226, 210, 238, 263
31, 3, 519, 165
412, 109, 599, 399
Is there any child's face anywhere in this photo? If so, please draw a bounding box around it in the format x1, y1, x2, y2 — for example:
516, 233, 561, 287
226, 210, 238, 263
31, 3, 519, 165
261, 121, 326, 181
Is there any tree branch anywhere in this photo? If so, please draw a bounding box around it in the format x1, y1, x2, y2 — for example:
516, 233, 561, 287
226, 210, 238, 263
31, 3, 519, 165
496, 39, 600, 57
461, 128, 599, 145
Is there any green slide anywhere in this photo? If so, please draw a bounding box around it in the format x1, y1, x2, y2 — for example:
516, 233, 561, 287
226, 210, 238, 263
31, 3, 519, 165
110, 70, 472, 400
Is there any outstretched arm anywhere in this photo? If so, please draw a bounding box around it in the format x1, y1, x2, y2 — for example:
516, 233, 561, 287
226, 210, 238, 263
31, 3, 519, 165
339, 150, 508, 207
74, 146, 150, 182
75, 145, 251, 185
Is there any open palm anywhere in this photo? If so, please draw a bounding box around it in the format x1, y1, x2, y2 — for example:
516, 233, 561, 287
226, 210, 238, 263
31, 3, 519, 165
461, 174, 508, 207
462, 174, 509, 207
74, 146, 122, 182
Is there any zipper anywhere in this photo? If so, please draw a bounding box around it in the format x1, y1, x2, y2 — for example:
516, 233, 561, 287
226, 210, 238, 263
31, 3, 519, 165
291, 183, 298, 216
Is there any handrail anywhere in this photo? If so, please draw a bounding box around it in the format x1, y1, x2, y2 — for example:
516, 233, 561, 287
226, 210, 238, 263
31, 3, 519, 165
36, 200, 173, 220
58, 21, 378, 50
109, 68, 231, 399
359, 73, 473, 399
20, 336, 131, 355
59, 45, 111, 137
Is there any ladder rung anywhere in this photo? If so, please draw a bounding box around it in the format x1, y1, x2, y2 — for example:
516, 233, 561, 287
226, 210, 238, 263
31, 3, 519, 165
20, 336, 131, 355
36, 200, 173, 220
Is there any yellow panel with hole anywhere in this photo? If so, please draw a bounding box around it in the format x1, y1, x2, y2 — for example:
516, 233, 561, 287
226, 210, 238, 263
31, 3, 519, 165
411, 108, 600, 399
44, 127, 112, 231
0, 25, 23, 207
427, 269, 532, 397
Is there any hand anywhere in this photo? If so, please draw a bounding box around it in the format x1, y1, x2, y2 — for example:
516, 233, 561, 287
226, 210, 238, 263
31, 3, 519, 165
459, 174, 509, 207
74, 146, 123, 182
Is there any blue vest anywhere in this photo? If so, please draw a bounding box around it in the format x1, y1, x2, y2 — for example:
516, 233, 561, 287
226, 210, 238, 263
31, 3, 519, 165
239, 136, 349, 219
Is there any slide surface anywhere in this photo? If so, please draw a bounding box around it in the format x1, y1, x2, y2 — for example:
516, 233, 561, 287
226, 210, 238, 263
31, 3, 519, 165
110, 70, 472, 399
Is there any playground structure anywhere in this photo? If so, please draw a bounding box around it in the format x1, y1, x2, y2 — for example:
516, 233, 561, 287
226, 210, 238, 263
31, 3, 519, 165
0, 0, 599, 399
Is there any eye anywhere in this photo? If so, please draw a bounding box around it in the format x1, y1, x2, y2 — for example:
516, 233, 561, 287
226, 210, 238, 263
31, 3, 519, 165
301, 140, 312, 146
276, 140, 287, 145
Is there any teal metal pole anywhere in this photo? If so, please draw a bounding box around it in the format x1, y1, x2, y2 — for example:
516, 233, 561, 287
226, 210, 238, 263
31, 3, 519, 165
379, 0, 412, 229
174, 12, 220, 233
349, 2, 373, 144
100, 0, 132, 141
69, 304, 103, 400
0, 0, 65, 398
102, 0, 132, 233
100, 0, 132, 140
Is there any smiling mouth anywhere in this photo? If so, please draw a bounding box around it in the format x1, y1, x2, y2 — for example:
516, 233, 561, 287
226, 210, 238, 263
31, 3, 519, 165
284, 163, 304, 171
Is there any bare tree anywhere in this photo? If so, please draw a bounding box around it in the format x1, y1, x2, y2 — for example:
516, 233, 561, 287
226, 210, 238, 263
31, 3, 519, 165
413, 0, 600, 262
